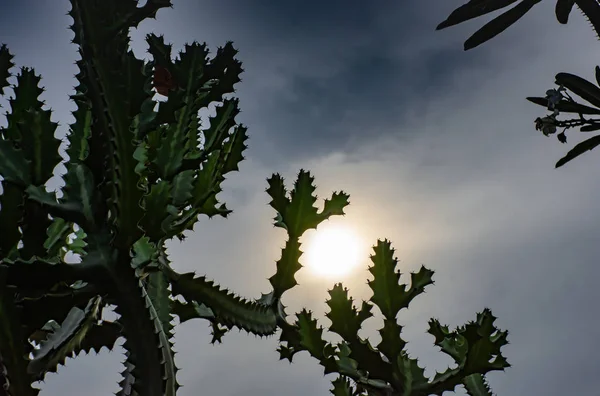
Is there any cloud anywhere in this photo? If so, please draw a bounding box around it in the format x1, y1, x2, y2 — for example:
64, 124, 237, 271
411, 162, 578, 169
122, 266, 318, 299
3, 0, 600, 395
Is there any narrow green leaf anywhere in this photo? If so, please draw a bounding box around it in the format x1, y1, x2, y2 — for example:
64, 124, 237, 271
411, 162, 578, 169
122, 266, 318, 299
437, 0, 519, 30
526, 96, 600, 115
556, 135, 600, 167
555, 0, 575, 24
464, 0, 541, 50
580, 124, 600, 132
555, 72, 600, 109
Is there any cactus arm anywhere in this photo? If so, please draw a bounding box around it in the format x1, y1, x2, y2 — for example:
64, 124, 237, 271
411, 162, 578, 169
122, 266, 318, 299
0, 269, 39, 396
104, 261, 175, 396
137, 36, 246, 242
161, 171, 349, 340
130, 240, 180, 391
69, 0, 147, 248
27, 314, 122, 379
278, 240, 508, 396
266, 171, 349, 300
26, 296, 103, 381
105, 0, 173, 36
0, 257, 94, 294
0, 44, 14, 95
0, 183, 24, 259
71, 230, 174, 396
42, 218, 72, 259
159, 258, 278, 337
418, 309, 510, 395
0, 65, 63, 260
326, 285, 395, 386
142, 270, 181, 394
18, 283, 101, 340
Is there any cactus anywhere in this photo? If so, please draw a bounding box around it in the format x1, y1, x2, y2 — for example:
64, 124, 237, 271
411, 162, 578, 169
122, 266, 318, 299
0, 1, 508, 395
278, 240, 509, 396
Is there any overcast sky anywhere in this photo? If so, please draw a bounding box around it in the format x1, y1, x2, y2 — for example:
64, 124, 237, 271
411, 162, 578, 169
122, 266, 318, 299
1, 0, 600, 395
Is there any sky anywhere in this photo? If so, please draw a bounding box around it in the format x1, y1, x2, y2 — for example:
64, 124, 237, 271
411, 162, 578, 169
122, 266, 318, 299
1, 0, 600, 395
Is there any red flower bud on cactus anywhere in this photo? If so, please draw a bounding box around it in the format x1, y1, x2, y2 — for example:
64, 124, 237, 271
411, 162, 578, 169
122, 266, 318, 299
153, 64, 176, 96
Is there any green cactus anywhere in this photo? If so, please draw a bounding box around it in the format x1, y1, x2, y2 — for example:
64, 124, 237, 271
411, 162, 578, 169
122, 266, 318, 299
0, 1, 508, 395
278, 240, 509, 396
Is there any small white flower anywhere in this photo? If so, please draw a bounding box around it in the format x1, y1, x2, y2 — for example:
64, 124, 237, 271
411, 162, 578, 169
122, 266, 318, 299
535, 115, 557, 136
545, 85, 565, 112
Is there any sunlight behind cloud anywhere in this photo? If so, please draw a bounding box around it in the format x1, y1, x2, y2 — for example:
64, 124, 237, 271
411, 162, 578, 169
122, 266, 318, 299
302, 222, 366, 278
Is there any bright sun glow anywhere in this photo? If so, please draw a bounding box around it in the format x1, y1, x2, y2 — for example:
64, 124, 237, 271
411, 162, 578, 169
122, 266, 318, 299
303, 223, 364, 278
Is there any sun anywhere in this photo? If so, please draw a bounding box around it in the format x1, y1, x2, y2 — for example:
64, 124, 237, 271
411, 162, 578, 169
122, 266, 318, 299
302, 223, 364, 278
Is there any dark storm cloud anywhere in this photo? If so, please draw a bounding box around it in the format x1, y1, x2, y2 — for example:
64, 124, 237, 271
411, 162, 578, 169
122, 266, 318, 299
137, 0, 493, 166
250, 48, 479, 162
